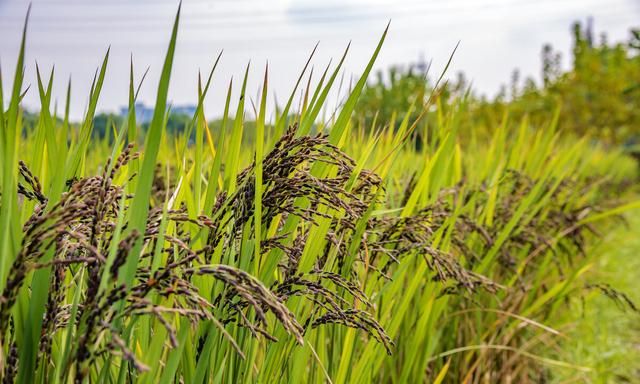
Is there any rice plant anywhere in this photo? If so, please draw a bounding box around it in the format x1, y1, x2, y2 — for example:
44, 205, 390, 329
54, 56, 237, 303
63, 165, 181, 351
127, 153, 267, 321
1, 5, 638, 383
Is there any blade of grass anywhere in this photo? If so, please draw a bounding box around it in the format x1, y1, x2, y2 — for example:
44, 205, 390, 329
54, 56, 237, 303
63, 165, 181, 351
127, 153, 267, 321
122, 3, 181, 286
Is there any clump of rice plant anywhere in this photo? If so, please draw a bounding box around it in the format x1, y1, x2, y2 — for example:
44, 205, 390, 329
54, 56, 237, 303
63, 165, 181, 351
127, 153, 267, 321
1, 5, 639, 384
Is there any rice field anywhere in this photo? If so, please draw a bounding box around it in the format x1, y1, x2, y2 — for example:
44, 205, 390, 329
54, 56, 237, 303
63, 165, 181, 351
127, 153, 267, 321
1, 6, 639, 383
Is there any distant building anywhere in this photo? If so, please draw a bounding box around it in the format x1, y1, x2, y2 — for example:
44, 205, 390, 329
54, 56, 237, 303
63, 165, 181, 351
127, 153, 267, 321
119, 102, 197, 124
171, 105, 197, 117
119, 102, 154, 124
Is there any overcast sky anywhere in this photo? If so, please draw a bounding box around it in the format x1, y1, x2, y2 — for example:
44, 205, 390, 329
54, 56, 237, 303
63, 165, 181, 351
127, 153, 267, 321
1, 0, 639, 120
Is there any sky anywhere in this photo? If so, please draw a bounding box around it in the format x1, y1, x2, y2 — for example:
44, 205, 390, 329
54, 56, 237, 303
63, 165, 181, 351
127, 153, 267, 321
1, 0, 639, 120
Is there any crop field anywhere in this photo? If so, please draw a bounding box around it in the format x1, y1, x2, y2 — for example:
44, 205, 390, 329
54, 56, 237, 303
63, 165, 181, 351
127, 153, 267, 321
1, 5, 639, 384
